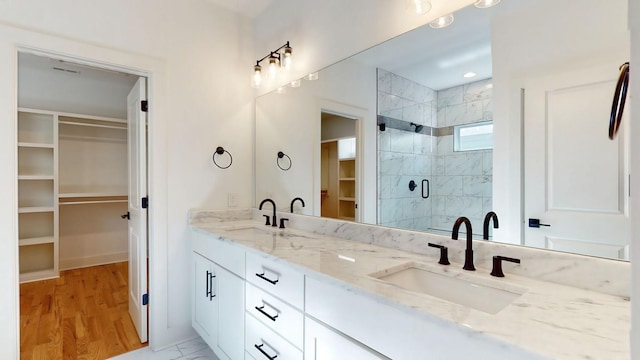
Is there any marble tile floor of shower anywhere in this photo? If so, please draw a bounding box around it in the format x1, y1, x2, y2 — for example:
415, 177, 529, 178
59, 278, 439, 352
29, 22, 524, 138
109, 337, 219, 360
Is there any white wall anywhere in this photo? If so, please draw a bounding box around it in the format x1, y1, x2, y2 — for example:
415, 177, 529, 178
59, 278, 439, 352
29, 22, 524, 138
0, 0, 254, 355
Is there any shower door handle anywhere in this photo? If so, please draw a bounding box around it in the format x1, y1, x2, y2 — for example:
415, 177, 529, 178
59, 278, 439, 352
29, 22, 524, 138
421, 179, 429, 199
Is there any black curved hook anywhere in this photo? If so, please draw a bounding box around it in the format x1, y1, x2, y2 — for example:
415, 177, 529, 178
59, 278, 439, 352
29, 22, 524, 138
277, 151, 292, 171
609, 62, 629, 140
212, 146, 233, 169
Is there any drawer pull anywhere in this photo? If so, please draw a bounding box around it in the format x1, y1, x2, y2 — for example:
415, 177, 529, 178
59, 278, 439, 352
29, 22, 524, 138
255, 305, 279, 322
255, 343, 278, 360
256, 272, 279, 285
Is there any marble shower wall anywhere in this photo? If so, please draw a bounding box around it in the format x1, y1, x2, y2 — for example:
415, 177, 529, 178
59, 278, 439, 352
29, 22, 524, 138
377, 69, 494, 236
432, 79, 493, 235
377, 69, 435, 231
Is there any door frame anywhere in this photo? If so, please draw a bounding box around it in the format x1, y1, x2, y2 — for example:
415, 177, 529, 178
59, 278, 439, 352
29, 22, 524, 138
315, 99, 366, 222
3, 26, 168, 355
17, 45, 151, 339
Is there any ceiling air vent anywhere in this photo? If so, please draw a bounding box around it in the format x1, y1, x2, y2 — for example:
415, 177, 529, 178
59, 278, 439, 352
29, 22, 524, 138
51, 66, 81, 75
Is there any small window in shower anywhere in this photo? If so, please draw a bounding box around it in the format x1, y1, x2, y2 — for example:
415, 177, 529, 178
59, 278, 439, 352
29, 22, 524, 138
454, 121, 493, 151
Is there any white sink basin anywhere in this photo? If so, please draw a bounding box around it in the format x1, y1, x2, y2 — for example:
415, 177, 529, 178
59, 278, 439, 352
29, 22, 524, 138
370, 262, 527, 314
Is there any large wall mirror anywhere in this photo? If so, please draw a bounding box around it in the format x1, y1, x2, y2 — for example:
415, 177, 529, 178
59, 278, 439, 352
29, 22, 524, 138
255, 0, 630, 261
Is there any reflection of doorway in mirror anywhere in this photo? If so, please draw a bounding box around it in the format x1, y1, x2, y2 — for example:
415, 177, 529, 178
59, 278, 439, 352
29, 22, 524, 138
320, 112, 358, 221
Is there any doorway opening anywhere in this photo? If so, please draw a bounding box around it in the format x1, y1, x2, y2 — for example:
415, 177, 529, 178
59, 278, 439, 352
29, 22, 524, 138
17, 51, 149, 358
320, 111, 359, 221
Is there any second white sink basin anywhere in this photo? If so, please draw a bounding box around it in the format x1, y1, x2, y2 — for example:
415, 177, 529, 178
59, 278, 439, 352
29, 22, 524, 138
370, 262, 527, 314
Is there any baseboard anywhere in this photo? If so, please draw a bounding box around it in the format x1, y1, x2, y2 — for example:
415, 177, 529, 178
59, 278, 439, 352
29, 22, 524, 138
60, 251, 128, 270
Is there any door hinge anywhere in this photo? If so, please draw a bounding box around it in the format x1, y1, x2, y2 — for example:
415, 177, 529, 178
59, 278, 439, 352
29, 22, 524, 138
142, 293, 148, 306
141, 100, 148, 112
142, 196, 148, 209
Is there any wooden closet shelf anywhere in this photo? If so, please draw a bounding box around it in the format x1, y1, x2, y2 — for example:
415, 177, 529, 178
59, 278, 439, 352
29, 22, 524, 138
19, 269, 58, 283
18, 142, 54, 148
19, 236, 56, 246
59, 195, 127, 206
18, 206, 55, 213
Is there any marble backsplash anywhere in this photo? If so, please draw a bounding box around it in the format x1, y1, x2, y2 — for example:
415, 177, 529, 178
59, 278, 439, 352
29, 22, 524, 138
189, 208, 630, 298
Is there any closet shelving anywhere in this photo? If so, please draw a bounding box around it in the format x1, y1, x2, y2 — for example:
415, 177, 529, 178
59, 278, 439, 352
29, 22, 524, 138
338, 157, 356, 221
57, 113, 128, 206
17, 109, 58, 282
17, 108, 128, 282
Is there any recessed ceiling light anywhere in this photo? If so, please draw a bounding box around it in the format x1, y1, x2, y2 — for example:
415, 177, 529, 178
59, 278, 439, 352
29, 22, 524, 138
463, 72, 477, 78
406, 0, 432, 15
429, 14, 454, 29
474, 0, 501, 9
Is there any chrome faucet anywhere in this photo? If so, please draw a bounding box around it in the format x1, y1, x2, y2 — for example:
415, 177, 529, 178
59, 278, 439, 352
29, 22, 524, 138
483, 211, 499, 240
259, 198, 278, 227
452, 216, 475, 271
290, 197, 305, 213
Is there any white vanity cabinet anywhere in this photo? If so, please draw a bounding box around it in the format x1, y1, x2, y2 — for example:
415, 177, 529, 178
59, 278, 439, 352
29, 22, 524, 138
244, 252, 304, 359
192, 231, 245, 360
304, 317, 388, 360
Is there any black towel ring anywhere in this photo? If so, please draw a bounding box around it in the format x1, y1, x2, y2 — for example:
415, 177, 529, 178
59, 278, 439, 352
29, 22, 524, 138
212, 146, 233, 169
609, 62, 629, 140
277, 151, 292, 171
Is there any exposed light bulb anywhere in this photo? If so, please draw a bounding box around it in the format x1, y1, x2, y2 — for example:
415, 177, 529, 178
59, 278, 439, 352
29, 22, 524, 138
474, 0, 501, 8
291, 79, 301, 88
252, 65, 262, 88
305, 72, 319, 81
463, 72, 477, 78
407, 0, 431, 15
429, 14, 454, 29
268, 55, 278, 79
282, 45, 293, 69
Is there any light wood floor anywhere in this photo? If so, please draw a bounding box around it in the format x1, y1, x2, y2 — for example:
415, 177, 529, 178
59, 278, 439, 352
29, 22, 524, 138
20, 262, 147, 359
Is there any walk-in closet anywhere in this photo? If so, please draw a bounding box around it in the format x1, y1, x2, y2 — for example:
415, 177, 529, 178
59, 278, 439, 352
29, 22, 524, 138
17, 52, 146, 358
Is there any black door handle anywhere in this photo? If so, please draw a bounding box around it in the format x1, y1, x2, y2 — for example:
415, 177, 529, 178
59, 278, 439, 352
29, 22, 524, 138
528, 218, 550, 228
121, 212, 130, 220
421, 179, 429, 199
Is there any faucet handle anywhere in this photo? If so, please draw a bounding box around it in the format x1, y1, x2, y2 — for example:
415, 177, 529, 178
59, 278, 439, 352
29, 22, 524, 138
279, 218, 289, 229
263, 215, 271, 226
427, 243, 450, 265
490, 256, 521, 277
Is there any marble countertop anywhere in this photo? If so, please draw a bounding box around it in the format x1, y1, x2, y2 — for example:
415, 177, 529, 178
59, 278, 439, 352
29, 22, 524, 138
191, 219, 630, 359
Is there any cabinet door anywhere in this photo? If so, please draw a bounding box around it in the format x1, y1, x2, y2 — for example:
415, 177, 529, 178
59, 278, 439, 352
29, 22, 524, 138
216, 265, 245, 360
193, 253, 218, 349
304, 317, 388, 360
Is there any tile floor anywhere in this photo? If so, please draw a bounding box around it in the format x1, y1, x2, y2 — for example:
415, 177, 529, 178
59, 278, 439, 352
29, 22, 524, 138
109, 337, 220, 360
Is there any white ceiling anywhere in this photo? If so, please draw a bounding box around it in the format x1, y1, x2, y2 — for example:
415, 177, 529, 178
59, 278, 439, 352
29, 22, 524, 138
351, 0, 535, 90
204, 0, 275, 18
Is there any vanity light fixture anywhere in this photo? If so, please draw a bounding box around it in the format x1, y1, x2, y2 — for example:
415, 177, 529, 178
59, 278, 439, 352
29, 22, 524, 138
463, 72, 477, 78
251, 41, 293, 89
429, 14, 454, 29
406, 0, 431, 15
474, 0, 501, 9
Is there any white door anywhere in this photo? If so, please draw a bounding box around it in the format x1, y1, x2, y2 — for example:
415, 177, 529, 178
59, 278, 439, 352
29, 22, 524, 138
127, 77, 148, 342
523, 61, 630, 259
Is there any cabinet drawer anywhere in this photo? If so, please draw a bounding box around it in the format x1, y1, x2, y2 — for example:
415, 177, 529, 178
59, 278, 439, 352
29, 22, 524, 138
245, 313, 303, 360
246, 252, 304, 309
192, 229, 245, 278
246, 282, 303, 349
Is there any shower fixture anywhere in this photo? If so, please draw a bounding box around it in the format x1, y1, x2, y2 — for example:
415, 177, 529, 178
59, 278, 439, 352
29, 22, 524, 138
410, 122, 424, 133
